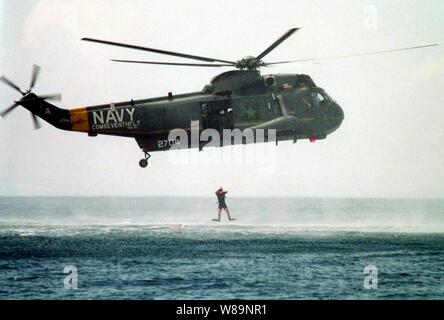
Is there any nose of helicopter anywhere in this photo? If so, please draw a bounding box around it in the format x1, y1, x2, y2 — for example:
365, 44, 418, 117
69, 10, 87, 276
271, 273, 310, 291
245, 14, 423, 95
329, 102, 344, 132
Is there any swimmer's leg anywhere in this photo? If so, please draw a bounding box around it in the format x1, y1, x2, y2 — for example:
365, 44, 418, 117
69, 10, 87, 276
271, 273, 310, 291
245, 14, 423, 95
224, 207, 234, 221
216, 208, 222, 222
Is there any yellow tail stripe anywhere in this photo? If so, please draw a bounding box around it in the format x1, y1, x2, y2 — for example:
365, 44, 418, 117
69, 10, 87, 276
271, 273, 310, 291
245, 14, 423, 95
70, 107, 89, 132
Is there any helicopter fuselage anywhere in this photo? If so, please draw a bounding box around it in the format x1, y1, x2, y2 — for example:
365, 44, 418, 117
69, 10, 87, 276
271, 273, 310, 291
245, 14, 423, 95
18, 70, 344, 165
71, 71, 343, 150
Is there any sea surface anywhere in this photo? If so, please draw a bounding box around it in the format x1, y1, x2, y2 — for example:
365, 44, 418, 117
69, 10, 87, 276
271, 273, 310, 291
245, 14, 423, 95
0, 197, 443, 299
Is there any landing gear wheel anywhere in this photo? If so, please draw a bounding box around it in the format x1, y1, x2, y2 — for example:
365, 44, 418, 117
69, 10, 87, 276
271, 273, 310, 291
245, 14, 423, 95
139, 159, 148, 168
138, 151, 151, 168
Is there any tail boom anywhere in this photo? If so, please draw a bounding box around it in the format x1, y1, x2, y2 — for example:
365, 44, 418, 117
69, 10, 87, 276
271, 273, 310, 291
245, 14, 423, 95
17, 95, 89, 133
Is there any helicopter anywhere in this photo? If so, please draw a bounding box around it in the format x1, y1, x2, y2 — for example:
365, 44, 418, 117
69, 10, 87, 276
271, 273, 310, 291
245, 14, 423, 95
0, 28, 437, 168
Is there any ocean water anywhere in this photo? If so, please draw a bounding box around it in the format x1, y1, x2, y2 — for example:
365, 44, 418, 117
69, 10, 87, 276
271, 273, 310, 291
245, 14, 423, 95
0, 197, 443, 299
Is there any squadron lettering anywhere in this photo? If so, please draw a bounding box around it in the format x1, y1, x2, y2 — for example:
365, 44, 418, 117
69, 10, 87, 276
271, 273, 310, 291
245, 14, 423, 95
91, 107, 139, 130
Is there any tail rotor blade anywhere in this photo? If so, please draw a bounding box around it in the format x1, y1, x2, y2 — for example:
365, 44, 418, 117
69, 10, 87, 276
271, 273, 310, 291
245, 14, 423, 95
29, 64, 41, 91
39, 93, 62, 101
31, 113, 41, 130
0, 102, 20, 118
0, 75, 24, 95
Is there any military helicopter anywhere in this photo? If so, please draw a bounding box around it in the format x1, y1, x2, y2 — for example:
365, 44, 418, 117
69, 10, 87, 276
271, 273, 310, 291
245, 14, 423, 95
0, 28, 437, 167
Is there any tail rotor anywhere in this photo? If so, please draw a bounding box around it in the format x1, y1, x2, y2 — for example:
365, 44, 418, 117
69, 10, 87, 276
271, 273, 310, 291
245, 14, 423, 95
0, 64, 61, 129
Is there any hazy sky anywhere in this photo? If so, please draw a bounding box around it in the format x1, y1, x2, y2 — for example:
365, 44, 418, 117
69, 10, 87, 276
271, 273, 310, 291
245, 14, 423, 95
1, 0, 443, 197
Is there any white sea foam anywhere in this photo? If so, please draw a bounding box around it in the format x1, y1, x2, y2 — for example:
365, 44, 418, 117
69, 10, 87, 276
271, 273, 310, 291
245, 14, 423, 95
0, 197, 443, 234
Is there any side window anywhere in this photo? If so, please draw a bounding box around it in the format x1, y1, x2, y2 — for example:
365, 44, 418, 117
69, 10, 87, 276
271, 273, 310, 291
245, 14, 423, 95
282, 92, 296, 116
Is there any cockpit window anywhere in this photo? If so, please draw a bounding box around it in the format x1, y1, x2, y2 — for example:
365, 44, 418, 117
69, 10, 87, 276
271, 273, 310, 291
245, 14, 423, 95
321, 91, 336, 103
317, 92, 326, 102
314, 92, 327, 103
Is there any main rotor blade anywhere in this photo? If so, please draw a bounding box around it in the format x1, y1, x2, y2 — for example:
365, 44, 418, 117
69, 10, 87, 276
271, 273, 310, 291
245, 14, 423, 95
82, 37, 236, 64
29, 64, 41, 91
265, 43, 439, 65
255, 28, 299, 61
31, 113, 41, 130
316, 43, 439, 60
0, 102, 19, 118
39, 93, 62, 101
0, 75, 23, 95
110, 59, 234, 67
264, 59, 315, 66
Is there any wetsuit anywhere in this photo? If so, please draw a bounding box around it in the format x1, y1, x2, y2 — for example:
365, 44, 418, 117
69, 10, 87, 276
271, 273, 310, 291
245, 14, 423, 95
216, 191, 228, 209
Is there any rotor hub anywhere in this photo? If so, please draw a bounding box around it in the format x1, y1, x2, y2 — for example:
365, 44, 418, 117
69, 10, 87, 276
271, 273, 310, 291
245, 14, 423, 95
235, 56, 265, 70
